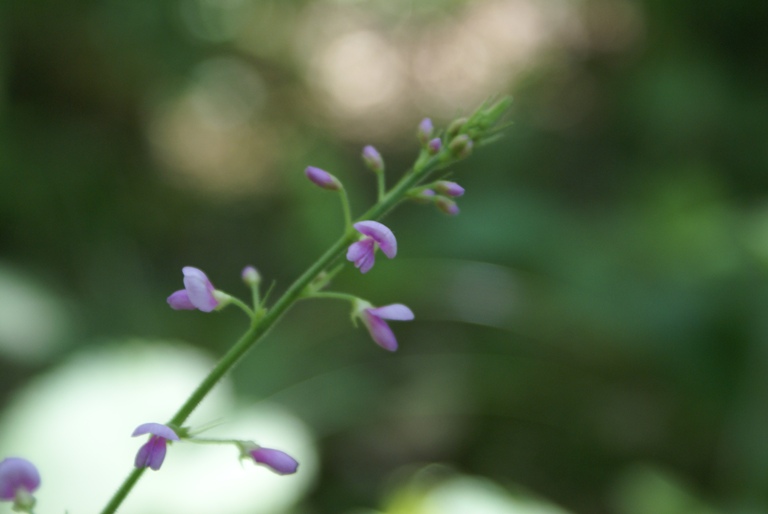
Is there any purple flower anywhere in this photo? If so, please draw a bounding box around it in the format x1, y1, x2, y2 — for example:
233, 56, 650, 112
132, 423, 180, 471
167, 267, 219, 312
346, 221, 397, 274
305, 166, 341, 191
418, 118, 433, 144
0, 457, 40, 502
249, 447, 299, 475
435, 181, 464, 197
362, 145, 384, 173
360, 303, 415, 351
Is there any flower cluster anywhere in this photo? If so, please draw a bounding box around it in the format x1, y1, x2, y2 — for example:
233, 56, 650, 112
118, 102, 508, 511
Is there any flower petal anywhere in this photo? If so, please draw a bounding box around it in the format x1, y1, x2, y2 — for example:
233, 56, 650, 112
131, 422, 179, 441
182, 267, 219, 312
134, 437, 169, 470
353, 221, 397, 258
367, 304, 414, 321
347, 239, 376, 273
362, 310, 398, 351
0, 458, 40, 500
250, 447, 299, 475
167, 290, 195, 310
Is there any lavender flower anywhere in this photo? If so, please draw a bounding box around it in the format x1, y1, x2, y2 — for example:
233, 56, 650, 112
305, 166, 342, 191
0, 458, 40, 503
346, 221, 397, 274
418, 118, 434, 144
362, 145, 384, 173
132, 423, 180, 471
359, 303, 415, 351
249, 447, 299, 475
167, 267, 219, 312
435, 181, 465, 197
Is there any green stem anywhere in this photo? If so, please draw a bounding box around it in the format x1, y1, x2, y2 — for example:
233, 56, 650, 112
227, 296, 255, 319
99, 153, 443, 514
339, 186, 353, 231
100, 467, 146, 514
307, 291, 359, 303
376, 170, 386, 202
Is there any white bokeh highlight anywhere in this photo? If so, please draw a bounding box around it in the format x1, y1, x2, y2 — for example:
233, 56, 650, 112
0, 341, 316, 514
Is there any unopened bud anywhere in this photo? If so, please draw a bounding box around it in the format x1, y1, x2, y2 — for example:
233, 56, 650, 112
427, 138, 442, 155
417, 118, 434, 145
362, 145, 384, 173
241, 266, 261, 286
446, 117, 467, 139
448, 134, 473, 159
409, 188, 436, 204
435, 181, 465, 197
435, 196, 460, 216
305, 166, 342, 191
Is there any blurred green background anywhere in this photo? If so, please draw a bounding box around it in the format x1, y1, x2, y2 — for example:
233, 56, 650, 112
2, 0, 768, 512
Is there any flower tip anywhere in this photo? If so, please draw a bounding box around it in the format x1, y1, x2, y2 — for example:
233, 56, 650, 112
250, 448, 299, 476
435, 181, 465, 197
436, 197, 460, 215
305, 166, 341, 191
427, 137, 442, 155
241, 266, 261, 286
418, 118, 434, 144
362, 145, 384, 173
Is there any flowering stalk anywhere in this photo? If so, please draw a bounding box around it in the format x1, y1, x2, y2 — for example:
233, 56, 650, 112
99, 98, 510, 514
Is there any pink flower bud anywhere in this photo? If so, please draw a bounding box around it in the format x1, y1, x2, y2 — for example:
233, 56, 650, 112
362, 145, 384, 173
436, 196, 460, 215
435, 181, 465, 197
305, 166, 342, 191
249, 447, 299, 475
417, 118, 434, 145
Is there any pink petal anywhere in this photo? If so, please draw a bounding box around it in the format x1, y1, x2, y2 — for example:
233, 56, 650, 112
367, 304, 414, 321
132, 422, 179, 441
250, 448, 299, 475
0, 458, 40, 500
182, 267, 219, 312
353, 221, 397, 259
363, 310, 398, 351
135, 436, 168, 471
347, 239, 376, 273
167, 290, 195, 310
